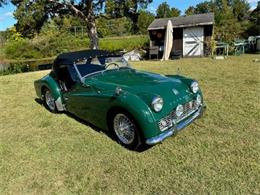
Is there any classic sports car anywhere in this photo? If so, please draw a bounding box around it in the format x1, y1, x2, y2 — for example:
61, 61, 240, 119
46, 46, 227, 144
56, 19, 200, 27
34, 50, 205, 150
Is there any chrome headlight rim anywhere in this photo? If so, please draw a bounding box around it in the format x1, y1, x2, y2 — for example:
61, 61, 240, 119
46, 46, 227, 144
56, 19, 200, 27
151, 96, 164, 112
196, 94, 202, 106
190, 81, 199, 93
175, 104, 184, 117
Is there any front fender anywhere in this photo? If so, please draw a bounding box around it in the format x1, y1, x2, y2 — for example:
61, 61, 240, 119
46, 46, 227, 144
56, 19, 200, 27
111, 91, 161, 139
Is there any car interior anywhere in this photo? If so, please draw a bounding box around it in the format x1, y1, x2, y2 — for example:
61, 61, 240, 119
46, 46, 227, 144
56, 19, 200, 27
56, 57, 106, 91
56, 66, 76, 91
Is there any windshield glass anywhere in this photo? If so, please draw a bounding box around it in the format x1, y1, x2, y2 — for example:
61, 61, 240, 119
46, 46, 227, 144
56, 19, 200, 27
75, 56, 131, 78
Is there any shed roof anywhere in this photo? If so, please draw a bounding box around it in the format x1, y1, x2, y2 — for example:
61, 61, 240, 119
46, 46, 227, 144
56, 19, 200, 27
148, 13, 214, 30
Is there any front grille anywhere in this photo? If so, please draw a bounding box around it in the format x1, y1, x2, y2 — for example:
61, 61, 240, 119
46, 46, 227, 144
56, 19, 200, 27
158, 100, 197, 131
172, 100, 197, 120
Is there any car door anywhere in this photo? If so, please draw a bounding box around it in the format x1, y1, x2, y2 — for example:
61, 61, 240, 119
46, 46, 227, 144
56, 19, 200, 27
63, 80, 110, 129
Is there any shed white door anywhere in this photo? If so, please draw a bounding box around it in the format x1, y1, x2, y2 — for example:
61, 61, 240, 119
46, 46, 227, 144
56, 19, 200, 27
183, 27, 204, 57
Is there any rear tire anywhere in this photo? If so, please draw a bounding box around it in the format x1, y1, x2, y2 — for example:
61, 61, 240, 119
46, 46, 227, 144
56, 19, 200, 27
110, 111, 143, 150
43, 88, 57, 113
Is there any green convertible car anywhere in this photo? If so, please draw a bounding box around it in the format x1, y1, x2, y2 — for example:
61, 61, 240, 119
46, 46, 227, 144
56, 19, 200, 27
34, 50, 205, 150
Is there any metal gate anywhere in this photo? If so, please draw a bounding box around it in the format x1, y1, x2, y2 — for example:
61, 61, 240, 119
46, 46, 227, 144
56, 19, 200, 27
183, 27, 204, 57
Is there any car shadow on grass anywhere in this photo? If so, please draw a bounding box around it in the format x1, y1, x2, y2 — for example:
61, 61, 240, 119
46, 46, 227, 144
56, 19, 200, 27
34, 98, 151, 152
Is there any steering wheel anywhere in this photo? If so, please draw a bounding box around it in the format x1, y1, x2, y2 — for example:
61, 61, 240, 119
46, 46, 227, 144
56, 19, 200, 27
105, 62, 120, 70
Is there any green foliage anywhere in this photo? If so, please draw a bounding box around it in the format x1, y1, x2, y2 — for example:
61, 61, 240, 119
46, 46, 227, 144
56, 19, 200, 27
5, 39, 42, 59
156, 2, 172, 18
105, 0, 153, 33
184, 0, 251, 42
214, 0, 251, 42
232, 0, 250, 21
170, 7, 181, 17
156, 2, 181, 18
100, 36, 149, 51
247, 2, 260, 36
185, 6, 196, 16
0, 63, 31, 75
97, 17, 132, 37
3, 34, 148, 60
12, 0, 50, 37
137, 10, 155, 34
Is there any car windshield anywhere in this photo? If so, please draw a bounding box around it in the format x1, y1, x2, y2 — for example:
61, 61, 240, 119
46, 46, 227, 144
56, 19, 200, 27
75, 56, 131, 78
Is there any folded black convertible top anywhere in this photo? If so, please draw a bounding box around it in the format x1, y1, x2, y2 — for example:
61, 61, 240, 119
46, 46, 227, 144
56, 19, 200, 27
54, 50, 120, 67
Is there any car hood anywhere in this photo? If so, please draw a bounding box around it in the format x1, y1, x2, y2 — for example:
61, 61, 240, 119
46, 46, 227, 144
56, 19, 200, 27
88, 69, 193, 106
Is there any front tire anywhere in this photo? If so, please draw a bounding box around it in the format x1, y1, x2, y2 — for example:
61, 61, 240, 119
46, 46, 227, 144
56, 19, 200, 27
111, 112, 142, 150
43, 88, 57, 113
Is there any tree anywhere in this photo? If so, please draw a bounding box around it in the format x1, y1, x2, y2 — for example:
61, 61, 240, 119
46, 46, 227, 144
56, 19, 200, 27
214, 0, 243, 42
156, 2, 181, 18
247, 1, 260, 35
137, 10, 155, 34
97, 17, 132, 37
170, 7, 181, 17
185, 6, 195, 15
232, 0, 250, 21
156, 2, 171, 18
11, 0, 106, 49
185, 1, 213, 15
105, 0, 153, 33
194, 1, 214, 14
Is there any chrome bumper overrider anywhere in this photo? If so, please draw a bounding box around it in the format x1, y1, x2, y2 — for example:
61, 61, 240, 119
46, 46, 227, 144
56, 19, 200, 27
145, 105, 205, 145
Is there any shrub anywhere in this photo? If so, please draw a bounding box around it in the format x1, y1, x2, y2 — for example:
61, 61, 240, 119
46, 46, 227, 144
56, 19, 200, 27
4, 34, 149, 60
100, 36, 149, 51
5, 39, 42, 59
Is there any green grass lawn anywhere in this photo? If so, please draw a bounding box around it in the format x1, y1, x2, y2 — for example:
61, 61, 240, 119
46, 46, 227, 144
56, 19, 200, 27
0, 55, 259, 194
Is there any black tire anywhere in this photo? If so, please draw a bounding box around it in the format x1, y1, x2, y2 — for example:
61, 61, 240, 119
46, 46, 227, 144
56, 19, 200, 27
43, 88, 57, 113
109, 111, 143, 150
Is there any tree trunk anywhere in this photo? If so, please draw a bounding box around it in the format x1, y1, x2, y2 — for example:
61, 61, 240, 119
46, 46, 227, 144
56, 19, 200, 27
85, 1, 99, 50
64, 1, 99, 50
85, 17, 99, 50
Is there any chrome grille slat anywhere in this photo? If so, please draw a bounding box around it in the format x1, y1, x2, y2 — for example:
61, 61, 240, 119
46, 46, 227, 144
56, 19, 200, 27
158, 100, 197, 131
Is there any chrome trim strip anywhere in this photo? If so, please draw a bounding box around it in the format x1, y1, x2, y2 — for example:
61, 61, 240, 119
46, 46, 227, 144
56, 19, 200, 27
55, 97, 65, 111
73, 63, 85, 83
176, 107, 197, 123
145, 129, 174, 145
146, 106, 203, 145
175, 107, 201, 131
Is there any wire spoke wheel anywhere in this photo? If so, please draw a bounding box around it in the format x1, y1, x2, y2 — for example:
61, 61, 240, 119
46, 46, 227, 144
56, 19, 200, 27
113, 113, 136, 145
45, 90, 56, 111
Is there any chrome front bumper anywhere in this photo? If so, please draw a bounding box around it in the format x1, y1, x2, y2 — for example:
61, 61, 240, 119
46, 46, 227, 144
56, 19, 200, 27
145, 105, 205, 145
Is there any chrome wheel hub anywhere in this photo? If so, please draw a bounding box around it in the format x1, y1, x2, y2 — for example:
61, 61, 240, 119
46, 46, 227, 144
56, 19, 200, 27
45, 90, 55, 111
113, 114, 135, 145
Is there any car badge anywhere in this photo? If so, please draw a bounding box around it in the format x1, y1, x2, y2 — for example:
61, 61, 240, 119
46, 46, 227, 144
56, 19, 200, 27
172, 89, 179, 95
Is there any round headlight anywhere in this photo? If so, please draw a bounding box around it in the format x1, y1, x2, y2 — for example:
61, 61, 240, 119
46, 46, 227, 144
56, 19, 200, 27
151, 96, 163, 112
196, 94, 202, 106
176, 104, 183, 117
191, 81, 199, 93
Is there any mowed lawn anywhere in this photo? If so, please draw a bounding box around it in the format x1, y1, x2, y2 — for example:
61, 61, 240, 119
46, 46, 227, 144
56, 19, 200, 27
0, 55, 259, 194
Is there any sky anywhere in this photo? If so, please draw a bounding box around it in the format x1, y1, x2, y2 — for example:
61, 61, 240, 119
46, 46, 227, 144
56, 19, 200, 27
0, 0, 259, 31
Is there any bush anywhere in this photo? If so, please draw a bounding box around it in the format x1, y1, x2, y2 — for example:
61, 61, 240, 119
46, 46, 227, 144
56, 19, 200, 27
100, 36, 149, 51
5, 39, 42, 59
0, 63, 30, 75
0, 58, 53, 75
4, 34, 148, 60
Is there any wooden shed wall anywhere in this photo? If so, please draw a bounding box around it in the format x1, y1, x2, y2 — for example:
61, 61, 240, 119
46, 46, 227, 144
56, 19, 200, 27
148, 24, 213, 57
203, 25, 213, 56
172, 28, 183, 56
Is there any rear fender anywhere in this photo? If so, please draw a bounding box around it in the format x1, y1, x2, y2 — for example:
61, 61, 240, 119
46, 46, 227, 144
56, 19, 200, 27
34, 74, 65, 111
